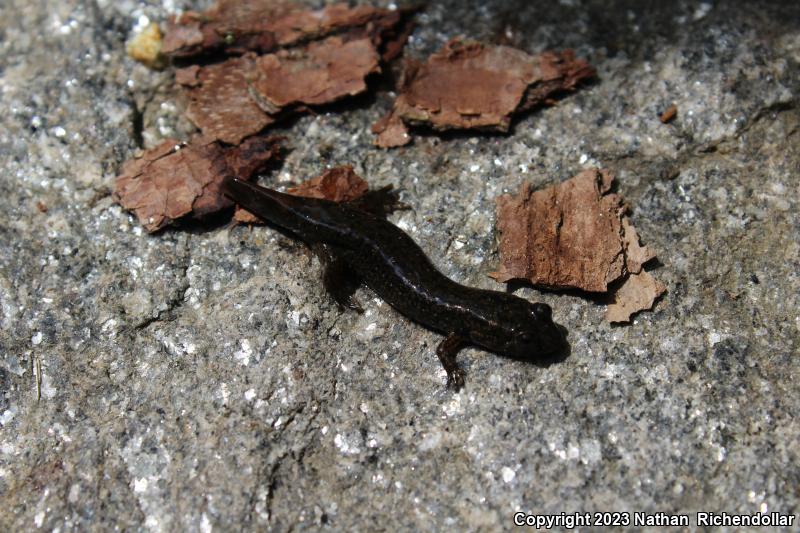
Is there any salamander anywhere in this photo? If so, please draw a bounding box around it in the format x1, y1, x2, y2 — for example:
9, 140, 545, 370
223, 177, 568, 388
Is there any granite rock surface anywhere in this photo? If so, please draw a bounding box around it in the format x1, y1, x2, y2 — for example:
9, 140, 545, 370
1, 0, 798, 531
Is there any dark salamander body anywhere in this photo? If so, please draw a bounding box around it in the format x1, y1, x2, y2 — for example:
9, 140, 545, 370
224, 178, 568, 388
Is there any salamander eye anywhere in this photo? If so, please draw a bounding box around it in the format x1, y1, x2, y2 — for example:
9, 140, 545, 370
518, 331, 533, 343
532, 303, 552, 321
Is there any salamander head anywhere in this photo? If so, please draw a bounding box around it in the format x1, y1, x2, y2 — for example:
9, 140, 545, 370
472, 301, 568, 361
504, 302, 568, 360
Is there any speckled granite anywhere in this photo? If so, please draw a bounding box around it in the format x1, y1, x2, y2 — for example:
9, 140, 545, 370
1, 0, 799, 531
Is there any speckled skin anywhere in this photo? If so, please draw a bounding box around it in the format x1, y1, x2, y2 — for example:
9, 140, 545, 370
224, 178, 568, 385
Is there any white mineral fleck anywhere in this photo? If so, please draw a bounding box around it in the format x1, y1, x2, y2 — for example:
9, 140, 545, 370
334, 433, 361, 455
234, 339, 253, 366
200, 513, 212, 533
0, 409, 16, 426
133, 477, 149, 493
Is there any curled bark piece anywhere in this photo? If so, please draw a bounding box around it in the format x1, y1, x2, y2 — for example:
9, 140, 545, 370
605, 271, 666, 323
179, 36, 383, 144
492, 169, 624, 292
492, 168, 664, 322
180, 55, 274, 145
287, 165, 369, 202
114, 135, 282, 232
164, 2, 415, 145
252, 36, 380, 108
372, 111, 411, 148
162, 1, 410, 60
622, 217, 657, 275
374, 39, 595, 145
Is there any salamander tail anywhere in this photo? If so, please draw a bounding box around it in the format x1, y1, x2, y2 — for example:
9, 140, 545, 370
222, 177, 292, 225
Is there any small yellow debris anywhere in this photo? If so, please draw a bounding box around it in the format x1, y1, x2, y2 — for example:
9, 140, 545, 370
126, 22, 164, 69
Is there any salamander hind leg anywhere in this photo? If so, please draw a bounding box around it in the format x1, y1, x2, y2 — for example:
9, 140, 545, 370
315, 244, 363, 313
436, 333, 467, 390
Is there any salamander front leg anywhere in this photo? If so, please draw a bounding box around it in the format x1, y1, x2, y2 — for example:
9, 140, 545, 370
346, 185, 409, 218
436, 333, 467, 390
314, 244, 363, 313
